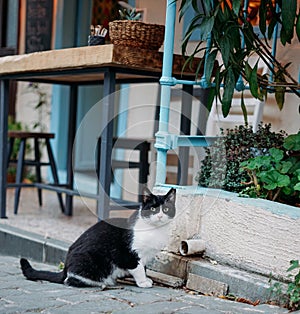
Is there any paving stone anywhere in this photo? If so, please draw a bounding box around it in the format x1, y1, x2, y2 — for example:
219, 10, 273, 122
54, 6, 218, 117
0, 254, 291, 314
186, 272, 228, 296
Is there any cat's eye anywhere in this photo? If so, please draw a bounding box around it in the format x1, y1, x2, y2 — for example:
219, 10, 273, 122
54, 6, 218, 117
163, 207, 169, 213
150, 207, 156, 212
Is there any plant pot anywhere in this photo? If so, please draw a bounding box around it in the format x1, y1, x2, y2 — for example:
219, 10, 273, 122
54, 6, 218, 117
109, 20, 165, 51
88, 35, 105, 46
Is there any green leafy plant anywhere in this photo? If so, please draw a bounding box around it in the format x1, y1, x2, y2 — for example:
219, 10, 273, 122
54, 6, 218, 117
269, 260, 300, 311
240, 132, 300, 205
7, 116, 32, 180
118, 8, 142, 21
178, 0, 300, 116
27, 82, 50, 132
197, 123, 286, 193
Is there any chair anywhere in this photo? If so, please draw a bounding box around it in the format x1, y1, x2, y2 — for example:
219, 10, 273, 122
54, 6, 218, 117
205, 93, 265, 135
97, 137, 151, 206
7, 131, 64, 214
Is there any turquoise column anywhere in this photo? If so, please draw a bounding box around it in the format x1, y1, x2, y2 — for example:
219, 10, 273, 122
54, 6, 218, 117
155, 0, 177, 185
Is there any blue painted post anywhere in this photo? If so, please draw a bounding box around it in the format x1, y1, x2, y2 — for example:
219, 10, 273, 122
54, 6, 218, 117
155, 0, 177, 185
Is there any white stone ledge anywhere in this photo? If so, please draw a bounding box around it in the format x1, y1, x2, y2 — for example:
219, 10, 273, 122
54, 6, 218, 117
154, 185, 300, 280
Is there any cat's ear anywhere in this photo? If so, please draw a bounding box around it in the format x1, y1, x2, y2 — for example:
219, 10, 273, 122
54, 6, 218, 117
165, 188, 176, 203
142, 187, 153, 204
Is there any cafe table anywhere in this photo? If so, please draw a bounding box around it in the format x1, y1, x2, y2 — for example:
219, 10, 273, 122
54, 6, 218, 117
0, 44, 196, 220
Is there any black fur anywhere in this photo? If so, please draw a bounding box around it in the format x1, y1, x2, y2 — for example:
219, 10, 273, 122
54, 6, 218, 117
20, 188, 176, 287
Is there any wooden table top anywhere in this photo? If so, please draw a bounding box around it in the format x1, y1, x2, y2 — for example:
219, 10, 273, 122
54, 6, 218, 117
0, 44, 199, 85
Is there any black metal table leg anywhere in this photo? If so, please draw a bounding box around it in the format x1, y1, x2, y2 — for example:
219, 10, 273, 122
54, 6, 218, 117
65, 84, 78, 216
97, 70, 116, 221
0, 80, 9, 218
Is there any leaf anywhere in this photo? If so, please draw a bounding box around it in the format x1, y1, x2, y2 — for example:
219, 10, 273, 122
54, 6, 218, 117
249, 62, 259, 98
179, 0, 190, 22
191, 0, 199, 12
260, 170, 290, 190
269, 147, 284, 162
278, 161, 293, 174
219, 35, 231, 66
206, 87, 216, 112
259, 0, 267, 36
205, 49, 218, 82
275, 86, 285, 110
283, 132, 300, 151
243, 155, 272, 170
198, 16, 215, 41
244, 62, 252, 82
221, 67, 235, 117
232, 0, 241, 16
294, 182, 300, 191
287, 260, 300, 273
268, 14, 278, 40
281, 0, 297, 44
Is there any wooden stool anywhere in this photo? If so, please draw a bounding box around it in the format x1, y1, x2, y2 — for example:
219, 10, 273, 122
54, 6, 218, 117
7, 131, 64, 214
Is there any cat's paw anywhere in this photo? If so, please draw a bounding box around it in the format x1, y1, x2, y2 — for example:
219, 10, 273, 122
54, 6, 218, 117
136, 277, 153, 288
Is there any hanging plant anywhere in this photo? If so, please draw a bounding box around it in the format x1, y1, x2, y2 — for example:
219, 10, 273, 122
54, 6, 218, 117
178, 0, 300, 116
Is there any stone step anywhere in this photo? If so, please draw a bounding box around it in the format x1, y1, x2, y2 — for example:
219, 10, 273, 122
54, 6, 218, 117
148, 251, 284, 302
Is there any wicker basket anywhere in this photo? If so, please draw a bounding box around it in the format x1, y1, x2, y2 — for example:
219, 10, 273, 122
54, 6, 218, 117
109, 20, 165, 51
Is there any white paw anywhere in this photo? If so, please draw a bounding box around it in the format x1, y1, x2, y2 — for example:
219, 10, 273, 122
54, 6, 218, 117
136, 277, 153, 288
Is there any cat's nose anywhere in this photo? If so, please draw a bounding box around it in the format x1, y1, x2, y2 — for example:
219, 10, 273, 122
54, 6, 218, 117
157, 214, 163, 219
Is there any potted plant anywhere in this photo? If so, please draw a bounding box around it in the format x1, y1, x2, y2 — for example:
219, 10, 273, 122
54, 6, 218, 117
196, 123, 300, 207
178, 0, 300, 116
109, 8, 165, 51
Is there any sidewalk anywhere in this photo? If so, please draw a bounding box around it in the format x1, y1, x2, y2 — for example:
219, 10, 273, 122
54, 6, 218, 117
0, 189, 295, 313
0, 255, 290, 314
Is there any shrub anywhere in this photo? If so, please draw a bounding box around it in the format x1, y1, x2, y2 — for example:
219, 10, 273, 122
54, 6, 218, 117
197, 124, 286, 192
240, 132, 300, 206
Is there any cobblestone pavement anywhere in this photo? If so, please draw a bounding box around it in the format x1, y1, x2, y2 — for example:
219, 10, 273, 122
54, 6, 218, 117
0, 255, 291, 314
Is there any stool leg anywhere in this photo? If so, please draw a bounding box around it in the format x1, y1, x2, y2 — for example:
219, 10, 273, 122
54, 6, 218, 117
7, 137, 15, 168
14, 138, 26, 214
45, 139, 65, 213
34, 138, 43, 207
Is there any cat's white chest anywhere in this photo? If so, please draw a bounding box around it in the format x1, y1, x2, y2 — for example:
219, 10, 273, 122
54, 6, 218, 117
132, 219, 169, 265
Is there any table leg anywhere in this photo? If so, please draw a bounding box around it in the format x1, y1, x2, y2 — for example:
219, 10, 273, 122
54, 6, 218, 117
178, 84, 193, 185
65, 84, 78, 216
97, 70, 116, 221
0, 80, 9, 218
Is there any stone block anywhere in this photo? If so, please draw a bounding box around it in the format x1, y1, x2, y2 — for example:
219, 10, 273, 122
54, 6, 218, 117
148, 251, 189, 280
147, 269, 185, 288
186, 273, 228, 296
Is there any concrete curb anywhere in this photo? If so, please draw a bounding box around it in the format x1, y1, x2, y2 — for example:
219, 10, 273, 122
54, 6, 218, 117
0, 223, 279, 303
0, 223, 68, 264
148, 252, 280, 302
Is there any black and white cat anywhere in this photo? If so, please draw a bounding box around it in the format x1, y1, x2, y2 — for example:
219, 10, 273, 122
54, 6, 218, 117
20, 187, 176, 288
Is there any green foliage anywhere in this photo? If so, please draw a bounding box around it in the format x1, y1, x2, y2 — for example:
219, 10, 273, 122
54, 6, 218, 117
196, 123, 286, 193
8, 116, 30, 160
178, 0, 300, 115
240, 132, 300, 205
118, 8, 141, 21
269, 260, 300, 311
7, 116, 32, 178
27, 83, 50, 132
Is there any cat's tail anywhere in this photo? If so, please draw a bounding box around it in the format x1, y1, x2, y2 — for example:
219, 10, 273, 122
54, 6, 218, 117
20, 258, 66, 284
